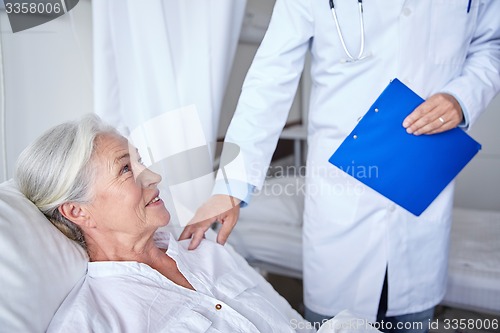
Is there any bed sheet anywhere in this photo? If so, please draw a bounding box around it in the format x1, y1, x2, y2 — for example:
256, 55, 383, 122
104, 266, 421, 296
442, 207, 500, 315
228, 176, 304, 278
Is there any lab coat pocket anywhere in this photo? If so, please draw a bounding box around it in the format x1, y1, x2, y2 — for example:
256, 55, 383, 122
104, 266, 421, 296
429, 0, 477, 65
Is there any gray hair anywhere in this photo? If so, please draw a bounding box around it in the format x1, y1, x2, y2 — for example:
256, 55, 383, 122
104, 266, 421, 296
15, 114, 116, 250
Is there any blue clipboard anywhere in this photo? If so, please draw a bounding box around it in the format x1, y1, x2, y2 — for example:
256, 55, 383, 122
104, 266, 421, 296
328, 79, 481, 216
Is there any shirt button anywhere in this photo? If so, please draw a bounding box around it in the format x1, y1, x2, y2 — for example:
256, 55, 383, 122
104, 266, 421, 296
388, 204, 396, 212
402, 7, 412, 16
215, 304, 222, 310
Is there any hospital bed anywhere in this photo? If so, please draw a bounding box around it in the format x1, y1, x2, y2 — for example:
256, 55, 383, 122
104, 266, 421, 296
0, 177, 384, 333
0, 179, 304, 332
442, 207, 500, 315
2, 175, 496, 333
228, 176, 305, 279
0, 179, 307, 332
228, 176, 500, 315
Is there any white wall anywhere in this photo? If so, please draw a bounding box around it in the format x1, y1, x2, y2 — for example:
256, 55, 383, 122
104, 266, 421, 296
454, 94, 500, 211
218, 0, 302, 139
0, 0, 92, 182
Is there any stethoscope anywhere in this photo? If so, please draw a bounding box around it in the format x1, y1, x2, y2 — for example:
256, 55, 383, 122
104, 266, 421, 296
329, 0, 370, 62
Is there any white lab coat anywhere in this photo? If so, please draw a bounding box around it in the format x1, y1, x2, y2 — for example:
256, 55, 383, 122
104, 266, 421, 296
223, 0, 500, 321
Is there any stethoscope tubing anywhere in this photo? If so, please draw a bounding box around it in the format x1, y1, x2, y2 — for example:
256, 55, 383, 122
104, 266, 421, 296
329, 0, 366, 62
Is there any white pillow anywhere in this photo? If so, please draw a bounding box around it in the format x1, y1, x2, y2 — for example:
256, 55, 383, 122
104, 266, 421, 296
0, 179, 88, 333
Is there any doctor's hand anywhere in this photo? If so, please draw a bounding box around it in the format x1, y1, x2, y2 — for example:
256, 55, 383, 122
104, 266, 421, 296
403, 93, 463, 135
179, 194, 241, 250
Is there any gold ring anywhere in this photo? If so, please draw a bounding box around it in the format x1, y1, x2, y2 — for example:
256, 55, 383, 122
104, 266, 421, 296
438, 117, 445, 124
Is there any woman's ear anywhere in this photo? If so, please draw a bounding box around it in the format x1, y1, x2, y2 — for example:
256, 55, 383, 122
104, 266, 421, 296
58, 203, 93, 227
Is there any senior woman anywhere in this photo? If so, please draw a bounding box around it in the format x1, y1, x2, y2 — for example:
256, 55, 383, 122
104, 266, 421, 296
15, 115, 315, 333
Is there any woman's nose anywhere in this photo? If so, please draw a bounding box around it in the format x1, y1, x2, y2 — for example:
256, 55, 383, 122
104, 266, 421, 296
136, 167, 162, 188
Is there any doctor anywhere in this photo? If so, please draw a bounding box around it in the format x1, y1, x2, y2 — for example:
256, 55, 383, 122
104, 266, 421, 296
181, 0, 500, 331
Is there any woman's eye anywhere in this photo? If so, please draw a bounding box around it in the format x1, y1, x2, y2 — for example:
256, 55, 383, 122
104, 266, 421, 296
121, 164, 131, 174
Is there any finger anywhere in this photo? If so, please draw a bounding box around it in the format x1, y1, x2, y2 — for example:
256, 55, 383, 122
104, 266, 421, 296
426, 120, 455, 135
432, 110, 462, 132
216, 206, 240, 245
413, 116, 447, 135
179, 217, 213, 241
406, 112, 441, 135
178, 225, 195, 241
402, 99, 435, 130
216, 218, 236, 245
404, 108, 440, 135
188, 226, 209, 250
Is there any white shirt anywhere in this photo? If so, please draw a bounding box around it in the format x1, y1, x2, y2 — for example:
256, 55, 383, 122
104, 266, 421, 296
47, 232, 314, 333
217, 0, 500, 321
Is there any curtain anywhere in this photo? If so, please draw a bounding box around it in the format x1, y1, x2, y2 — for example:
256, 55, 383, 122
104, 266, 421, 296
93, 0, 246, 227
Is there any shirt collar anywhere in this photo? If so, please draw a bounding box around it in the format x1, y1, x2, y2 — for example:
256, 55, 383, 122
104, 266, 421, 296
87, 231, 181, 278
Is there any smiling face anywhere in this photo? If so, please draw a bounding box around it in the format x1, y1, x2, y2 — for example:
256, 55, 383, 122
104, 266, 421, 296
83, 133, 170, 237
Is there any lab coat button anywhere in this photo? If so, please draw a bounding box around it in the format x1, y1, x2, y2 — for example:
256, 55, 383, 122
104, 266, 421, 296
215, 304, 222, 310
389, 204, 396, 212
402, 8, 412, 16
